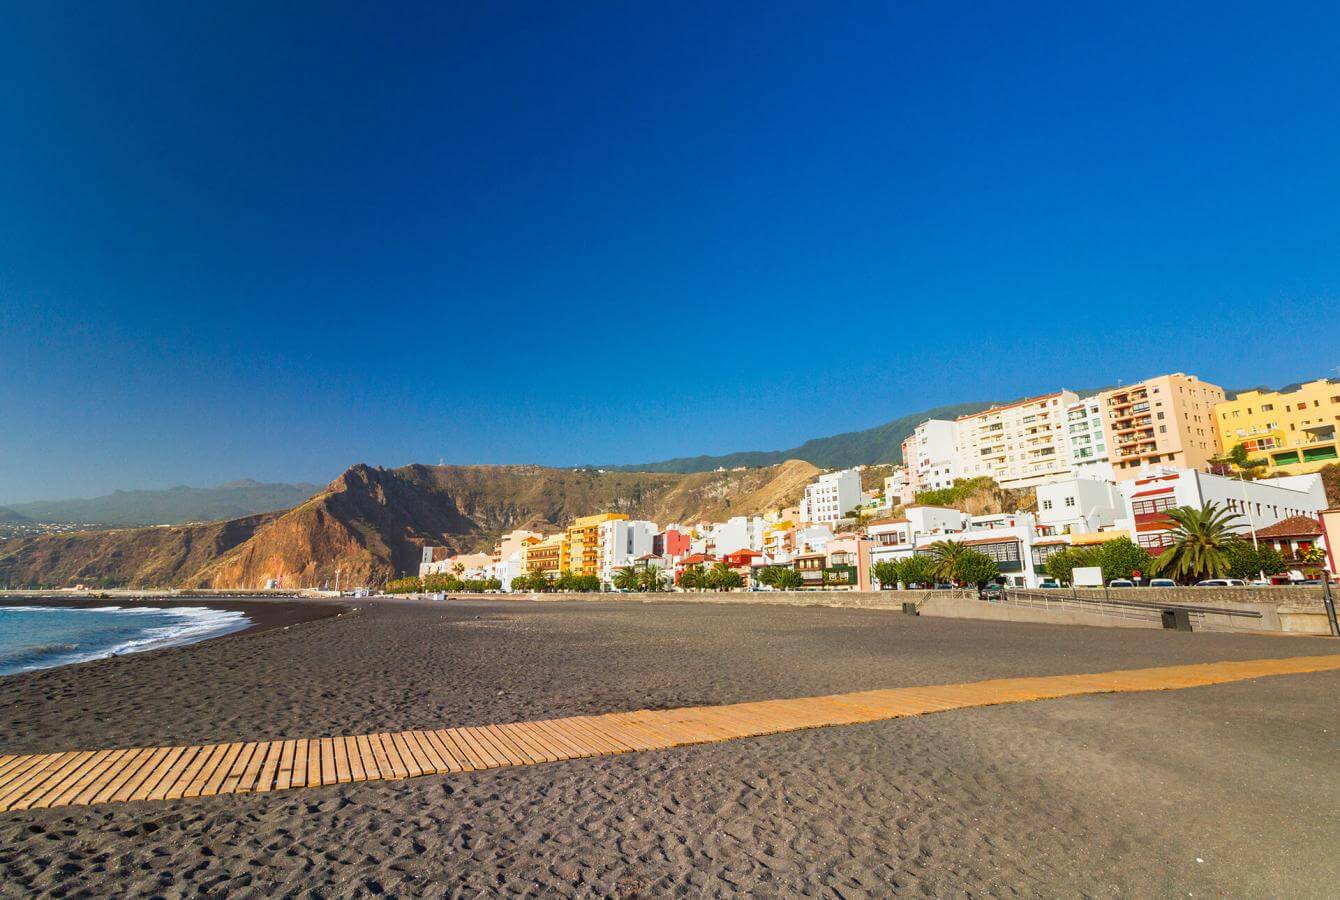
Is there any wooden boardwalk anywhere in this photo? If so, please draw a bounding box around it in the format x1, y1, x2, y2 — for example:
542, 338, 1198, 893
2, 653, 1338, 814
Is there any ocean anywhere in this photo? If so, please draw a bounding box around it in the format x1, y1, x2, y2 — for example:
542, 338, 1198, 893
0, 605, 251, 676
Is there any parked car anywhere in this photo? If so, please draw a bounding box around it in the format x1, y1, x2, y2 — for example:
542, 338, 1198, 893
979, 584, 1003, 600
933, 583, 955, 589
1108, 579, 1135, 588
1196, 578, 1246, 587
1038, 578, 1061, 589
1147, 578, 1176, 588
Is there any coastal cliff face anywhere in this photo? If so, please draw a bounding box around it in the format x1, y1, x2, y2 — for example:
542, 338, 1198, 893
0, 514, 275, 589
0, 460, 820, 589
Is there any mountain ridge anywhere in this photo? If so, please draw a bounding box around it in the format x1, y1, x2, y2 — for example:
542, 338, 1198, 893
7, 481, 323, 526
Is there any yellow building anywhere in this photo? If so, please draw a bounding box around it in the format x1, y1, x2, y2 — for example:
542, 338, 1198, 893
522, 533, 566, 577
1214, 379, 1340, 475
1101, 373, 1225, 480
564, 513, 628, 577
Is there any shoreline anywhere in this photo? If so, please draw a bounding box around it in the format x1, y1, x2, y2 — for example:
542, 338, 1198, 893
0, 593, 346, 638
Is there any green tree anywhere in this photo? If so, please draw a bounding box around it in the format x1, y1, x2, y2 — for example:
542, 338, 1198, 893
679, 565, 705, 591
1095, 537, 1153, 581
1225, 543, 1286, 580
1152, 503, 1243, 582
705, 562, 745, 590
1044, 547, 1096, 584
953, 550, 999, 587
384, 576, 423, 594
612, 567, 641, 591
1228, 443, 1268, 471
771, 568, 804, 590
925, 540, 969, 583
872, 559, 901, 589
637, 566, 667, 592
899, 555, 938, 588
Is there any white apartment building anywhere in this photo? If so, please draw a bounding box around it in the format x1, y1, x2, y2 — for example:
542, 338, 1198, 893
1119, 467, 1327, 552
713, 515, 767, 555
1061, 396, 1114, 481
902, 420, 959, 496
799, 468, 862, 524
1036, 477, 1123, 535
884, 467, 912, 506
953, 391, 1079, 490
597, 519, 657, 583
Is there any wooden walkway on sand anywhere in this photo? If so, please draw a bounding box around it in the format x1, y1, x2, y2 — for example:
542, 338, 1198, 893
2, 653, 1338, 814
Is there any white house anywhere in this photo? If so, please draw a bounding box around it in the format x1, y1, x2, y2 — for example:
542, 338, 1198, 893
713, 516, 767, 554
598, 519, 658, 583
902, 420, 959, 496
799, 468, 862, 525
1036, 477, 1123, 535
1119, 467, 1327, 552
884, 467, 912, 506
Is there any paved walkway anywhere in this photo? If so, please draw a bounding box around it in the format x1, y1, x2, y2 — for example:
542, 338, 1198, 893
2, 653, 1337, 813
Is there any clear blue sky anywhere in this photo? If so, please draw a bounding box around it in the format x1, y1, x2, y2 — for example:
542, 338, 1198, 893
2, 2, 1338, 503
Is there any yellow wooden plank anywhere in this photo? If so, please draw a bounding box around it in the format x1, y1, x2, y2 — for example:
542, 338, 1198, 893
143, 746, 204, 801
11, 751, 101, 811
253, 741, 286, 794
273, 740, 299, 792
318, 738, 338, 787
184, 743, 236, 799
355, 734, 382, 779
88, 747, 158, 805
166, 744, 224, 801
113, 746, 174, 803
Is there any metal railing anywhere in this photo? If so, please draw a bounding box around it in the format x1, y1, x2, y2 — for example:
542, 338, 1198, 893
994, 588, 1264, 625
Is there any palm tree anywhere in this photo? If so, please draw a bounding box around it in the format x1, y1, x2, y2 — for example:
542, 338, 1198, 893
612, 567, 640, 592
1152, 503, 1243, 583
925, 540, 969, 583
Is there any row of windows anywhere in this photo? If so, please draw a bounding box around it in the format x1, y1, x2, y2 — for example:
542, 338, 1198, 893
1131, 496, 1176, 516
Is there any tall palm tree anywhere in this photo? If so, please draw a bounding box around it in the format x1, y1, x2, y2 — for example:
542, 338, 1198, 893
1152, 503, 1243, 583
612, 567, 640, 592
925, 540, 969, 583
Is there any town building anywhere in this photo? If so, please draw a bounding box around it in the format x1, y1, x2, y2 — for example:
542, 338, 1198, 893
1036, 477, 1123, 535
1118, 467, 1327, 552
1101, 373, 1225, 480
884, 467, 912, 506
653, 527, 691, 560
953, 391, 1079, 490
712, 516, 767, 555
1061, 395, 1114, 481
598, 518, 657, 583
1250, 516, 1330, 575
565, 513, 627, 576
902, 420, 959, 497
799, 468, 862, 525
1213, 379, 1340, 475
522, 533, 566, 577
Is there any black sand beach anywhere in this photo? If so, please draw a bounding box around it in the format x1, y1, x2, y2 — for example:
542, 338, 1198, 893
1, 597, 1338, 896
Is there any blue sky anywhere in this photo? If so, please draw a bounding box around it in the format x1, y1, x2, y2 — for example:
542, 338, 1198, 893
2, 2, 1338, 503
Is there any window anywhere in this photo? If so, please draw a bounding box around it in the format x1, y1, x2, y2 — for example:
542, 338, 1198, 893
1131, 496, 1175, 516
1042, 499, 1053, 510
976, 541, 1021, 565
1064, 496, 1075, 507
1138, 533, 1171, 550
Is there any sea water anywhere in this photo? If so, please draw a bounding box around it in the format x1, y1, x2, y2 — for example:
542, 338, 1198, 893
0, 606, 251, 676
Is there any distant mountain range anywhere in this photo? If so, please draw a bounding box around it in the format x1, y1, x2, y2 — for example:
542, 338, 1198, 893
609, 400, 1001, 473
0, 507, 32, 524
5, 480, 322, 526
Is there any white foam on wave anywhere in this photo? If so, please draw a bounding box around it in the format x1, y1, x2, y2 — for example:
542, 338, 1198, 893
0, 605, 252, 672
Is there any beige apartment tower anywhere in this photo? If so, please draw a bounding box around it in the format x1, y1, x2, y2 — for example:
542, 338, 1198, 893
1101, 373, 1225, 480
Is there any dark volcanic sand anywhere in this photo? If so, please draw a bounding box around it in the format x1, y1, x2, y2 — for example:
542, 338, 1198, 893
1, 598, 1337, 897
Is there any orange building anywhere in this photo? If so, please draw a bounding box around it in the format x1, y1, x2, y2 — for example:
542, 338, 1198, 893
1100, 373, 1225, 480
